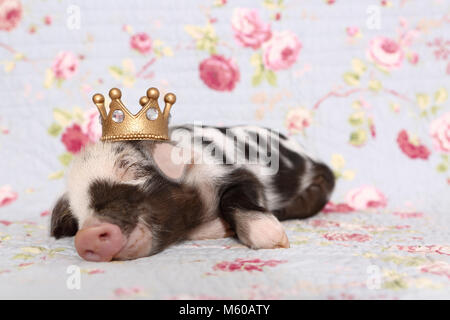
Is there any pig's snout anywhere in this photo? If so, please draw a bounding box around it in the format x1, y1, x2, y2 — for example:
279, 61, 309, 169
74, 223, 125, 262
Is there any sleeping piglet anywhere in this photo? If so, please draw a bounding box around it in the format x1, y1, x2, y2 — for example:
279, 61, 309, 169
50, 125, 335, 261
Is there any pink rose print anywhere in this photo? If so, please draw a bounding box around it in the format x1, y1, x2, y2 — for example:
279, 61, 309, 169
396, 130, 430, 160
426, 37, 450, 74
231, 8, 271, 49
18, 263, 33, 268
0, 220, 12, 226
420, 261, 450, 279
346, 26, 360, 38
262, 31, 302, 71
199, 55, 240, 91
40, 210, 50, 217
398, 28, 419, 48
43, 15, 52, 26
285, 108, 312, 135
114, 286, 145, 298
345, 186, 387, 211
86, 269, 105, 275
367, 36, 404, 70
213, 258, 286, 272
397, 245, 450, 256
408, 52, 419, 65
322, 201, 354, 214
368, 116, 376, 138
61, 124, 89, 154
130, 32, 152, 54
427, 37, 450, 60
0, 185, 18, 207
0, 0, 22, 31
310, 219, 341, 228
430, 112, 450, 153
323, 232, 371, 242
392, 211, 424, 219
51, 51, 79, 80
0, 117, 9, 134
82, 109, 102, 142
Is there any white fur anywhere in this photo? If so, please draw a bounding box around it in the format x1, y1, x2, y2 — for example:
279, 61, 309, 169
299, 159, 315, 192
66, 142, 146, 227
183, 163, 228, 220
187, 218, 234, 240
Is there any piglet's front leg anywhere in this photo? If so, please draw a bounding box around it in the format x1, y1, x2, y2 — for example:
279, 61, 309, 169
186, 218, 235, 240
219, 169, 290, 249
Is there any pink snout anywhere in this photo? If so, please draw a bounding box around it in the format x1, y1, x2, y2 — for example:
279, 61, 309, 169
74, 223, 125, 262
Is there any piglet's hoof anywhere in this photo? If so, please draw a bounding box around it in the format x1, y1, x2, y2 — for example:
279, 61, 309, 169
274, 232, 290, 249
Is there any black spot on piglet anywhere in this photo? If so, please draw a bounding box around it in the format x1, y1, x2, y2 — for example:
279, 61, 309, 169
50, 194, 78, 239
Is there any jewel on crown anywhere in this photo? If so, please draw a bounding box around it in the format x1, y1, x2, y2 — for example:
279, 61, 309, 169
92, 87, 176, 142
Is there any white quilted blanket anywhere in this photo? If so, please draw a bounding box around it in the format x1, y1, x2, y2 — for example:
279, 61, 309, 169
0, 0, 449, 299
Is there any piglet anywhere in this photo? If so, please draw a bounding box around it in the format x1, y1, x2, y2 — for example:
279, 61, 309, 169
51, 125, 334, 261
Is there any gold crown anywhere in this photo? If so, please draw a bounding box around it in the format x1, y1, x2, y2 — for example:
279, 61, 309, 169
92, 87, 176, 142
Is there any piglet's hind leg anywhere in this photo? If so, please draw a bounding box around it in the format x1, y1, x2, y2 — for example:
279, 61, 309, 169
219, 169, 290, 250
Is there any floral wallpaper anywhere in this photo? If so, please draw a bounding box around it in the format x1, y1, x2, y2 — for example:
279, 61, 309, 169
0, 0, 449, 299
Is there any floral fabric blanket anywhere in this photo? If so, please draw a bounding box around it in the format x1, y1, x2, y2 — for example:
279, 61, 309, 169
0, 0, 449, 299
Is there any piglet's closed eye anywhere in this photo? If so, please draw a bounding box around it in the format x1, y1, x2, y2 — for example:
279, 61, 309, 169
152, 143, 187, 180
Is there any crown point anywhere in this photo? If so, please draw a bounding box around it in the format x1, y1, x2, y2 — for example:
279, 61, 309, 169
93, 93, 104, 104
139, 96, 149, 106
109, 88, 122, 99
147, 87, 159, 99
164, 93, 176, 104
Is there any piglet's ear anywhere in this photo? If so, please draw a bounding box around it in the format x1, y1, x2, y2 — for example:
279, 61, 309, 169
152, 143, 187, 180
50, 193, 79, 239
